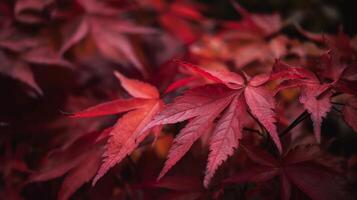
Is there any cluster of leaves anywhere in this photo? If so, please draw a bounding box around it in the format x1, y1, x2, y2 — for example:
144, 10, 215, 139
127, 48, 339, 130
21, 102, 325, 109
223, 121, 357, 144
1, 0, 357, 199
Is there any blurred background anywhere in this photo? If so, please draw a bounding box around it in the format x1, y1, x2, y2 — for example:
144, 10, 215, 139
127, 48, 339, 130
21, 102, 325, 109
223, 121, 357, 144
1, 0, 356, 199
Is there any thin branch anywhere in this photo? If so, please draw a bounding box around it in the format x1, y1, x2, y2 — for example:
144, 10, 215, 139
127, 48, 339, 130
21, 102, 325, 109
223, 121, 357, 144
279, 110, 309, 138
332, 106, 342, 114
331, 101, 345, 106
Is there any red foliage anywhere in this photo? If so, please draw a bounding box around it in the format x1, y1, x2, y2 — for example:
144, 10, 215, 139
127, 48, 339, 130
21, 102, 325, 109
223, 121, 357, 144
1, 0, 357, 199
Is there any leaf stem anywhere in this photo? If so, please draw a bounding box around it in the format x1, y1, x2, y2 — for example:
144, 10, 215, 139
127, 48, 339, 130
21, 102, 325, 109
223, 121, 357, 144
279, 110, 309, 138
332, 106, 342, 113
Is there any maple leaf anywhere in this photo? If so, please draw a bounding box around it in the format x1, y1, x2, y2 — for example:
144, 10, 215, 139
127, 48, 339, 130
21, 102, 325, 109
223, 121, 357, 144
0, 29, 72, 94
273, 49, 356, 142
165, 60, 245, 93
224, 144, 348, 200
139, 0, 204, 44
58, 0, 157, 77
191, 27, 297, 70
317, 51, 357, 97
28, 130, 104, 200
296, 24, 357, 57
0, 50, 41, 94
299, 84, 332, 142
225, 0, 282, 37
343, 97, 357, 132
71, 71, 163, 185
143, 60, 282, 187
273, 60, 334, 142
205, 94, 246, 187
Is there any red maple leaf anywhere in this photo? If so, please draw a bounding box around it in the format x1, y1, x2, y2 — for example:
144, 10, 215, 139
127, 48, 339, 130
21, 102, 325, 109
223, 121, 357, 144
142, 60, 282, 187
224, 143, 348, 200
139, 0, 205, 44
28, 130, 104, 200
57, 0, 157, 77
296, 24, 357, 57
273, 55, 356, 142
224, 0, 282, 37
0, 28, 72, 94
71, 71, 164, 185
273, 61, 330, 141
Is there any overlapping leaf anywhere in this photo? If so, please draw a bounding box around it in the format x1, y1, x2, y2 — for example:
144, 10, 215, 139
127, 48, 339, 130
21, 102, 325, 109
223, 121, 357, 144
143, 61, 282, 187
139, 0, 204, 44
274, 60, 335, 142
224, 144, 348, 200
0, 29, 72, 94
71, 71, 163, 185
58, 0, 157, 76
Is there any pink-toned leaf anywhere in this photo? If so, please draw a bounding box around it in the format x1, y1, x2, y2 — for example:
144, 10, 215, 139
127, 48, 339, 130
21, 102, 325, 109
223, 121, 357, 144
233, 42, 270, 68
164, 76, 197, 93
176, 60, 244, 89
158, 95, 233, 180
160, 13, 198, 44
93, 101, 162, 185
249, 73, 270, 87
204, 95, 245, 187
207, 70, 245, 89
244, 86, 282, 153
29, 132, 99, 183
269, 35, 289, 58
22, 47, 74, 69
273, 79, 305, 96
229, 0, 282, 36
250, 13, 282, 36
175, 60, 225, 84
101, 19, 158, 35
0, 51, 42, 94
271, 60, 316, 81
299, 84, 332, 142
145, 84, 235, 130
70, 98, 150, 118
77, 0, 120, 16
170, 2, 203, 21
114, 71, 159, 99
58, 148, 102, 200
91, 25, 148, 77
60, 18, 89, 55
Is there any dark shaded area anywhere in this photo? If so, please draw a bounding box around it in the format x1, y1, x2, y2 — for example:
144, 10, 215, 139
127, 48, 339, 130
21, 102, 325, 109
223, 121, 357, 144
0, 0, 356, 200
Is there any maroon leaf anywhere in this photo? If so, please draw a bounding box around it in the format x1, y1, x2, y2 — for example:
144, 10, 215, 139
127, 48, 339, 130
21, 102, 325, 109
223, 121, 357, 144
343, 97, 357, 132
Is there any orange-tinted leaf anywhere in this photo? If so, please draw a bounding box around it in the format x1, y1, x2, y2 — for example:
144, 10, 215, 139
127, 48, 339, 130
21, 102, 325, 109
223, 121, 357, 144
114, 71, 159, 99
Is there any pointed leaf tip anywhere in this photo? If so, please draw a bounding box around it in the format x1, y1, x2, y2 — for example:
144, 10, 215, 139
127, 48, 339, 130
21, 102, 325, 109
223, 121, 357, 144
114, 71, 159, 99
